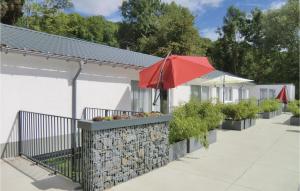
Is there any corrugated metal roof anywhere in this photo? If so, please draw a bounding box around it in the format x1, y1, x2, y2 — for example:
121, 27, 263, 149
0, 23, 161, 67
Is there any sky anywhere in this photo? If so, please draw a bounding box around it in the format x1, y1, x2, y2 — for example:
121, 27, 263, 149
70, 0, 287, 41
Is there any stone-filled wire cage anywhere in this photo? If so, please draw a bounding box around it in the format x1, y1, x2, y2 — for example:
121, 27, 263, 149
79, 115, 171, 191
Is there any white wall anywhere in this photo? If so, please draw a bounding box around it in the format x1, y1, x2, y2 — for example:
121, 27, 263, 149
0, 52, 140, 145
249, 84, 295, 101
76, 63, 139, 118
171, 84, 191, 107
171, 83, 252, 107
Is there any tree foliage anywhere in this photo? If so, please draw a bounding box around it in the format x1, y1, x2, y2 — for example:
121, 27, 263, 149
1, 0, 24, 24
119, 0, 211, 56
208, 0, 299, 98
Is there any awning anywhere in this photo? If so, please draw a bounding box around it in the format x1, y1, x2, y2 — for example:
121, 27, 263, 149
187, 70, 253, 86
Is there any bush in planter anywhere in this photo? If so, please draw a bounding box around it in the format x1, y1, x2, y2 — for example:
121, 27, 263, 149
260, 99, 280, 113
169, 103, 208, 146
197, 102, 224, 130
221, 104, 245, 121
239, 100, 259, 119
287, 100, 300, 117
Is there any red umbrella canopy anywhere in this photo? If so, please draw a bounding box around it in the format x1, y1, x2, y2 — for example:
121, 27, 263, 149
276, 85, 288, 104
139, 55, 215, 90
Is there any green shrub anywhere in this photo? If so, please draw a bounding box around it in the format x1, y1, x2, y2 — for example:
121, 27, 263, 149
169, 100, 223, 146
260, 99, 281, 112
221, 104, 243, 120
239, 99, 259, 119
197, 102, 224, 130
287, 100, 300, 117
221, 100, 259, 120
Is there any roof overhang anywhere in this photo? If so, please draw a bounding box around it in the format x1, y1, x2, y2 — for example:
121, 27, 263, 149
0, 45, 145, 70
187, 73, 253, 86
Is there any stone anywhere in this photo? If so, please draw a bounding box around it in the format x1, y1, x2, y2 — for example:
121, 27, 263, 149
81, 120, 169, 191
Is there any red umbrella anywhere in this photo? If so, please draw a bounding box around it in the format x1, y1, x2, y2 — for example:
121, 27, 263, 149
276, 85, 288, 104
139, 55, 215, 90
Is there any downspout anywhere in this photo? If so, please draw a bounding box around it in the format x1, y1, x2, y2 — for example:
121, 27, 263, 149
72, 60, 84, 120
71, 60, 83, 180
223, 75, 225, 103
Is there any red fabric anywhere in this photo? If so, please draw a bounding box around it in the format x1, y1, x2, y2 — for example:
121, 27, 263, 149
276, 86, 288, 104
139, 55, 215, 90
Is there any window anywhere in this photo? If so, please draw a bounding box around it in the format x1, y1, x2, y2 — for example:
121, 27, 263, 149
260, 88, 268, 100
216, 87, 220, 101
131, 81, 152, 112
239, 88, 248, 100
201, 86, 210, 101
269, 89, 276, 98
191, 85, 210, 101
224, 87, 233, 101
191, 85, 201, 100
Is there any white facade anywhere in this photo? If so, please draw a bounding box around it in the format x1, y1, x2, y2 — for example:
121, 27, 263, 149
2, 51, 293, 156
0, 52, 254, 148
0, 52, 141, 147
249, 84, 295, 101
171, 83, 252, 108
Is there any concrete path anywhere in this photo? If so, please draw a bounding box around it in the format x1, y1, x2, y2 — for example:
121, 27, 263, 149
109, 113, 299, 191
0, 156, 81, 191
1, 113, 299, 191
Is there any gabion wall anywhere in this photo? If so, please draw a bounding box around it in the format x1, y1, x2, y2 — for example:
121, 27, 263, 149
80, 118, 170, 191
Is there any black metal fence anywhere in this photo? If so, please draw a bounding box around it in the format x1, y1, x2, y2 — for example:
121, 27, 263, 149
17, 108, 139, 184
18, 111, 82, 183
83, 107, 139, 120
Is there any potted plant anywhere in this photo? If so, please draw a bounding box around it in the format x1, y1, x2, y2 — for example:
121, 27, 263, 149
186, 102, 223, 153
221, 103, 246, 130
240, 100, 259, 127
287, 100, 300, 126
169, 100, 223, 160
260, 99, 281, 119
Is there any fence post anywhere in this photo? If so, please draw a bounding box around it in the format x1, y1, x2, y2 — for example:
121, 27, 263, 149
18, 111, 22, 156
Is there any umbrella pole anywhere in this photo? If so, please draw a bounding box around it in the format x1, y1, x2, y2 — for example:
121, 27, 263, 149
160, 89, 168, 114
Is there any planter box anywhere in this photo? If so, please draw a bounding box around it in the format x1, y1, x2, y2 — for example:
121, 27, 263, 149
169, 140, 187, 161
290, 116, 300, 126
250, 118, 256, 126
208, 129, 217, 144
244, 118, 251, 129
187, 129, 217, 153
262, 111, 275, 119
222, 120, 244, 130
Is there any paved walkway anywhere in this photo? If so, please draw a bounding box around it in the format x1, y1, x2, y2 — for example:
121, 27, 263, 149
1, 113, 299, 191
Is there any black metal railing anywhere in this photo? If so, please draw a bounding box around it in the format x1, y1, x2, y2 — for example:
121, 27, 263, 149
83, 107, 139, 120
18, 111, 82, 183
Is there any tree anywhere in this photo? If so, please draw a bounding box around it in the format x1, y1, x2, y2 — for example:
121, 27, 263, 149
119, 0, 211, 56
208, 6, 247, 75
119, 0, 163, 50
1, 0, 24, 24
208, 1, 299, 98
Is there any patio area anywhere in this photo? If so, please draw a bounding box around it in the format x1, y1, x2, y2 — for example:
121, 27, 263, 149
1, 113, 299, 191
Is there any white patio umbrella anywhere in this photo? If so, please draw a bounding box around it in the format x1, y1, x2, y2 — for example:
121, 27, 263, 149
187, 70, 253, 103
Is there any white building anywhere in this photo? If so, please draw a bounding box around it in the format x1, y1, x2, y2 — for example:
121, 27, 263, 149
0, 24, 254, 156
249, 84, 295, 101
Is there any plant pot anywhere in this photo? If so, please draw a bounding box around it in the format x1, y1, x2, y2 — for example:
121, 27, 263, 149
169, 139, 187, 161
250, 118, 256, 126
222, 120, 244, 130
208, 129, 217, 144
187, 137, 203, 153
187, 129, 217, 153
290, 116, 300, 126
244, 118, 251, 129
262, 112, 275, 119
